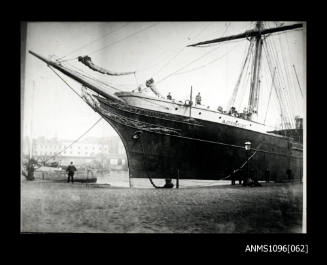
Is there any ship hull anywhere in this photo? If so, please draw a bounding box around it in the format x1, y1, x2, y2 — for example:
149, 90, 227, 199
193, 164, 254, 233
93, 97, 303, 182
27, 50, 303, 182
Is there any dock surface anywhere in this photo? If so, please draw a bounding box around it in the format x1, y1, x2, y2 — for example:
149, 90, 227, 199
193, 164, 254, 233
21, 177, 303, 233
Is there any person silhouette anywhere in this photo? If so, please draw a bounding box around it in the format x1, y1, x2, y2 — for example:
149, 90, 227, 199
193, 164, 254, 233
195, 92, 201, 105
66, 161, 77, 183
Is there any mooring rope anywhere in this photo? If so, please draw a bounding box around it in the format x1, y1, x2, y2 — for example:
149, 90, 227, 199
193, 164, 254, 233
221, 142, 263, 180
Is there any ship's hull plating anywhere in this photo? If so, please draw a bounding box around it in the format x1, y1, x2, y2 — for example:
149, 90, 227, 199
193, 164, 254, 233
93, 96, 303, 182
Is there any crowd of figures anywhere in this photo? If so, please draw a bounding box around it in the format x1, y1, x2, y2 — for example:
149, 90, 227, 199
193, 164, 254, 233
166, 92, 253, 120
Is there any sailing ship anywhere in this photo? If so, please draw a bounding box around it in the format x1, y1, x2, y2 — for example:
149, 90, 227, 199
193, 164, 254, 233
29, 21, 304, 185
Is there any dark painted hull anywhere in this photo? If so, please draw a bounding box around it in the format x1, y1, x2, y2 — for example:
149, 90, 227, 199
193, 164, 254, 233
92, 96, 302, 181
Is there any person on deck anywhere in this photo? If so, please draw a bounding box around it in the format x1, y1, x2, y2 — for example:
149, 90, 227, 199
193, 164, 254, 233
66, 161, 77, 183
195, 92, 201, 105
241, 107, 248, 119
243, 107, 248, 115
167, 92, 172, 100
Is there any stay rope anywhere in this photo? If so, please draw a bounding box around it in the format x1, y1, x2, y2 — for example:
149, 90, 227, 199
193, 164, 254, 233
62, 63, 123, 91
221, 143, 262, 180
156, 45, 222, 85
45, 117, 103, 164
263, 41, 292, 129
264, 67, 276, 124
44, 66, 103, 164
150, 22, 214, 78
265, 34, 296, 128
48, 65, 83, 99
226, 40, 254, 110
88, 23, 160, 56
173, 41, 244, 76
58, 22, 130, 61
154, 23, 238, 84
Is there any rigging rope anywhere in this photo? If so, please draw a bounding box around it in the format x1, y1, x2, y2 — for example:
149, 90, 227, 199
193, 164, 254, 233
58, 22, 130, 61
45, 117, 103, 163
187, 22, 232, 48
151, 22, 214, 78
284, 28, 304, 103
48, 65, 83, 99
156, 45, 222, 84
293, 64, 304, 98
222, 143, 262, 180
226, 40, 254, 110
154, 22, 235, 83
263, 39, 294, 129
68, 62, 125, 88
156, 39, 245, 85
237, 44, 254, 109
263, 43, 288, 128
264, 67, 276, 124
276, 32, 299, 120
189, 22, 213, 41
88, 22, 160, 56
266, 34, 296, 127
64, 61, 139, 91
45, 66, 104, 163
173, 41, 244, 75
61, 63, 123, 91
46, 65, 106, 163
151, 46, 188, 78
134, 48, 180, 73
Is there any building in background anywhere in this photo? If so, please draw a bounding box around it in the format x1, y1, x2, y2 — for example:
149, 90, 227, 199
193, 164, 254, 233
26, 136, 127, 170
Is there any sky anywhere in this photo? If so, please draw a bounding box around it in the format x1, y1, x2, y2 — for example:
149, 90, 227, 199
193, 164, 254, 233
22, 21, 306, 141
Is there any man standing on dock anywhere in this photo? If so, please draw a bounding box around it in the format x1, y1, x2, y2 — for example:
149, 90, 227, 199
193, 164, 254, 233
66, 161, 77, 183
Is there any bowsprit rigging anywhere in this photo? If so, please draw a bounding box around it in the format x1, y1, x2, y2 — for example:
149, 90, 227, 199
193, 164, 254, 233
78, 55, 136, 76
29, 21, 304, 185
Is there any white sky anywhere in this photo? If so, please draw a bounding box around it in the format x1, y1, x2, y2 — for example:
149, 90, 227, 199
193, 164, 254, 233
22, 21, 306, 140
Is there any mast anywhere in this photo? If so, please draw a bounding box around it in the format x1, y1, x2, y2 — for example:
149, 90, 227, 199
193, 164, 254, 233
188, 21, 303, 121
187, 23, 303, 47
248, 21, 263, 118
